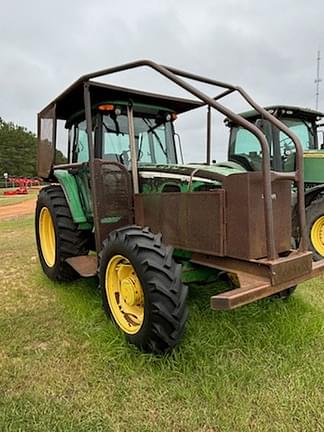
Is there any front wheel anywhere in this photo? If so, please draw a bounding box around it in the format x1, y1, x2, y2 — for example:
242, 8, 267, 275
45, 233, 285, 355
99, 226, 188, 354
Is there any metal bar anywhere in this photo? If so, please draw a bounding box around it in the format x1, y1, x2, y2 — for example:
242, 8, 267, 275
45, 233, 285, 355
127, 104, 139, 194
67, 129, 72, 164
164, 64, 305, 253
233, 86, 307, 252
206, 105, 211, 165
212, 88, 235, 101
83, 82, 101, 252
52, 103, 57, 166
53, 59, 298, 259
164, 64, 237, 90
210, 256, 322, 310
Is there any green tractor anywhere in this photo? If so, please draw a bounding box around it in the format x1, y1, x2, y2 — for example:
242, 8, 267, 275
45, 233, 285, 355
226, 105, 324, 260
35, 60, 324, 354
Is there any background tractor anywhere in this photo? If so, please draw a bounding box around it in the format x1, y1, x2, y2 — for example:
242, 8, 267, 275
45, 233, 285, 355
226, 106, 324, 260
35, 60, 324, 354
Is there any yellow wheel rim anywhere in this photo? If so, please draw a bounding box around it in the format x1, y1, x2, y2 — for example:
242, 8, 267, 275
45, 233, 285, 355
105, 255, 144, 334
39, 207, 56, 267
310, 216, 324, 256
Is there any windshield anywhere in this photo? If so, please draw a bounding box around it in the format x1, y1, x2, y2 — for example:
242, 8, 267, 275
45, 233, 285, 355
279, 118, 314, 151
230, 117, 315, 172
229, 127, 264, 171
102, 112, 177, 166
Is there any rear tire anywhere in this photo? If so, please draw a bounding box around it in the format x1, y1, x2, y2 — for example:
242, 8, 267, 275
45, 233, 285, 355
35, 185, 90, 281
99, 226, 188, 354
306, 197, 324, 261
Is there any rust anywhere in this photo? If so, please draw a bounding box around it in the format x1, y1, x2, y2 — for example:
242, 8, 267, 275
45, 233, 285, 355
135, 191, 225, 256
224, 171, 292, 259
66, 255, 98, 277
210, 256, 322, 310
93, 160, 133, 247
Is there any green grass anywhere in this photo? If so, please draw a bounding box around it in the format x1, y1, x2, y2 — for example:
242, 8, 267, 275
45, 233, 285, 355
0, 189, 37, 206
0, 216, 323, 431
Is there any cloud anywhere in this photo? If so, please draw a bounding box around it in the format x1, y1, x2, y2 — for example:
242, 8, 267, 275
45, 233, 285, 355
1, 0, 324, 160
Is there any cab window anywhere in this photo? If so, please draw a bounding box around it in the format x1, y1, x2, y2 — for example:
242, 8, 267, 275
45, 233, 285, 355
101, 111, 177, 166
73, 120, 89, 163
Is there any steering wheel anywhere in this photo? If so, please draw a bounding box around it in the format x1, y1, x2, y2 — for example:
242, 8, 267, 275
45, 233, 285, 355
229, 154, 256, 171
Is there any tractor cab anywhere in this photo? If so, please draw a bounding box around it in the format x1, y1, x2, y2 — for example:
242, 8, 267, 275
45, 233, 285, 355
65, 102, 179, 168
227, 105, 324, 177
37, 81, 202, 182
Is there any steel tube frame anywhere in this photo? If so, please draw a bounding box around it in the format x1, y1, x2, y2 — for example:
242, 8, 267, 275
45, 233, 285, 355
84, 83, 101, 252
206, 105, 211, 165
127, 104, 139, 194
79, 59, 306, 259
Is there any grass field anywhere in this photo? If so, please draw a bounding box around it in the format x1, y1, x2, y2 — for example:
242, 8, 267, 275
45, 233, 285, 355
0, 216, 323, 431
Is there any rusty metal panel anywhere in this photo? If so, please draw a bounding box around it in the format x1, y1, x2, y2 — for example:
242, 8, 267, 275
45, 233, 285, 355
135, 190, 225, 255
210, 251, 314, 311
261, 251, 312, 285
37, 105, 56, 178
66, 255, 98, 277
224, 172, 292, 260
93, 160, 133, 246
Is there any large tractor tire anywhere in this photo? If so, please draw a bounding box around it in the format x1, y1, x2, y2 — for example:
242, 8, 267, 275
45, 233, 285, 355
35, 185, 90, 281
99, 226, 188, 354
306, 197, 324, 261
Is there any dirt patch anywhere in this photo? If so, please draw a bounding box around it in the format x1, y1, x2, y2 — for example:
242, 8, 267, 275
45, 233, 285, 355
0, 197, 36, 220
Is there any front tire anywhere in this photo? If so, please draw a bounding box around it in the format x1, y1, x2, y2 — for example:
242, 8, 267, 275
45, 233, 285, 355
35, 185, 90, 281
99, 226, 188, 354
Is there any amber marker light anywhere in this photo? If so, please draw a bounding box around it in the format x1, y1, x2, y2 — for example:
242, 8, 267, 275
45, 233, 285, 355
98, 104, 115, 111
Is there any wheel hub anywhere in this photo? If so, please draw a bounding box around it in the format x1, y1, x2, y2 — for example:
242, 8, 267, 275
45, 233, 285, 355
105, 255, 145, 334
311, 216, 324, 256
120, 277, 143, 306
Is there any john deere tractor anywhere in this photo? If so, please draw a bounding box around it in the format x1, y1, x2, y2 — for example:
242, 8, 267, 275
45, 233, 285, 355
35, 60, 324, 354
226, 105, 324, 260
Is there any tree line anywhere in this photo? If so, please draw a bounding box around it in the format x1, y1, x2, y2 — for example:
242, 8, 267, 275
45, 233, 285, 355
0, 117, 66, 178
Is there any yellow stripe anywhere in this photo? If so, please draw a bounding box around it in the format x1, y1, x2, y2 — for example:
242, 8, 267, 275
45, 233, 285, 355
304, 152, 324, 159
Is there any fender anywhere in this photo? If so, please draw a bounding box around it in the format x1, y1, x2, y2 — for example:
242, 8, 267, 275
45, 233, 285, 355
54, 169, 90, 228
304, 184, 324, 207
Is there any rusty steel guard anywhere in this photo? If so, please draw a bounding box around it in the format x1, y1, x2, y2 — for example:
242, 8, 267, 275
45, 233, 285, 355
93, 160, 133, 247
135, 191, 225, 256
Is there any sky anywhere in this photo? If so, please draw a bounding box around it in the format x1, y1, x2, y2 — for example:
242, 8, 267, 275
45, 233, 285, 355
1, 0, 324, 162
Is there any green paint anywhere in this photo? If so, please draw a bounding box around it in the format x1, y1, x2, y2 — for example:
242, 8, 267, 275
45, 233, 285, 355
54, 169, 88, 224
173, 250, 220, 283
180, 261, 219, 284
100, 216, 122, 224
304, 151, 324, 184
74, 168, 93, 220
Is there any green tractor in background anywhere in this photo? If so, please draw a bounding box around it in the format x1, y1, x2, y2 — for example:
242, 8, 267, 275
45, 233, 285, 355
226, 105, 324, 260
35, 61, 324, 354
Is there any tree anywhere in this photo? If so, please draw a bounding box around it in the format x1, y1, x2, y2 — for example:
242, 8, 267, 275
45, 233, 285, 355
0, 118, 67, 177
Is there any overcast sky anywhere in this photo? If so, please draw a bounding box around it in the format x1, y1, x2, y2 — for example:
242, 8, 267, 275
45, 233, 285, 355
1, 0, 324, 161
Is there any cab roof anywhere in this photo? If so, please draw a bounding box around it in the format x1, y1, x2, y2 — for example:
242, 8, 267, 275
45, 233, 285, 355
39, 79, 203, 120
237, 105, 324, 122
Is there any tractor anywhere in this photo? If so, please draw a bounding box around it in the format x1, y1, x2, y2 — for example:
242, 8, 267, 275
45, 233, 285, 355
225, 105, 324, 260
35, 60, 324, 354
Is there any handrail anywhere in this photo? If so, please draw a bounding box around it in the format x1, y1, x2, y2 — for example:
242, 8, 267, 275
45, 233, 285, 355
79, 59, 306, 259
